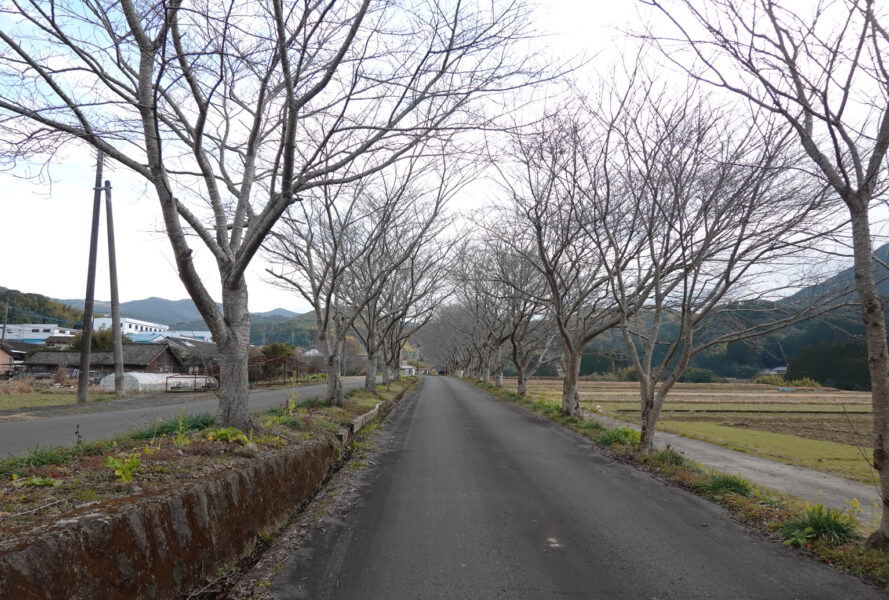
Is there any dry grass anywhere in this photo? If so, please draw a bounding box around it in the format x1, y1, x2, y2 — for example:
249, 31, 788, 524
507, 377, 876, 482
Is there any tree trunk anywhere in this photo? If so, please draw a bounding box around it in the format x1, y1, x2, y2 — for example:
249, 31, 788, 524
639, 381, 660, 454
326, 352, 343, 407
561, 350, 581, 417
215, 284, 251, 431
495, 346, 504, 387
848, 204, 889, 549
365, 352, 377, 393
516, 362, 527, 397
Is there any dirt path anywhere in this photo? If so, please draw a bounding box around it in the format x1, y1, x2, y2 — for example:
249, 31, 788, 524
583, 410, 881, 526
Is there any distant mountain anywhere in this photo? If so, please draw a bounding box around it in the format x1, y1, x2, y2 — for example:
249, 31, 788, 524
786, 241, 889, 303
57, 296, 299, 328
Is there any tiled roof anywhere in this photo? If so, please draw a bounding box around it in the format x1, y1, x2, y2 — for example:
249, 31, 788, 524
24, 344, 178, 368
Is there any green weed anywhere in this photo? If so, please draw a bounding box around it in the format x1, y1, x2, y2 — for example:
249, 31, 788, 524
206, 427, 248, 445
104, 453, 141, 483
783, 503, 862, 547
129, 413, 214, 440
694, 472, 752, 497
597, 426, 641, 447
13, 475, 61, 488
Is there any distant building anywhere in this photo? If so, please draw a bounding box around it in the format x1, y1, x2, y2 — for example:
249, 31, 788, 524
94, 316, 169, 335
0, 341, 32, 375
24, 343, 181, 379
0, 323, 77, 344
303, 345, 323, 357
400, 363, 417, 377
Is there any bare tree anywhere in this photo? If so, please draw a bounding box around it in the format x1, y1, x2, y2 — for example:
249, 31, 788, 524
265, 162, 451, 405
598, 82, 833, 453
0, 0, 537, 429
496, 108, 630, 417
645, 0, 889, 548
354, 227, 454, 392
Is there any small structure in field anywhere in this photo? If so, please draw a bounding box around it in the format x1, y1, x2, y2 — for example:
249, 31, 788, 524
99, 372, 170, 393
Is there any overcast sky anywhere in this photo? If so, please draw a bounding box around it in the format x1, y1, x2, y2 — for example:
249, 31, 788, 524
0, 2, 662, 315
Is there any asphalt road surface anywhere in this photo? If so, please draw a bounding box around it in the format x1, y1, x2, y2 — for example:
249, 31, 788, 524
0, 379, 366, 457
273, 376, 884, 600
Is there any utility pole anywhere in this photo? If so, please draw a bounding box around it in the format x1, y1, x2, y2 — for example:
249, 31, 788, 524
77, 153, 103, 404
1, 297, 8, 346
1, 297, 8, 376
105, 179, 124, 398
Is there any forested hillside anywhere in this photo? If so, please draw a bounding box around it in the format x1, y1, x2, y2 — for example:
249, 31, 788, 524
0, 286, 83, 327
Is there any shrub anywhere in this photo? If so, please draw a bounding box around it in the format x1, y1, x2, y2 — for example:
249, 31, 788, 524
678, 367, 725, 383
783, 503, 862, 547
785, 377, 821, 388
694, 472, 752, 497
755, 374, 785, 385
597, 426, 641, 447
615, 367, 638, 382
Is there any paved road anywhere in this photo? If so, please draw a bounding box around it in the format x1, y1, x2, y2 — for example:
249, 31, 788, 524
272, 376, 884, 599
0, 379, 365, 457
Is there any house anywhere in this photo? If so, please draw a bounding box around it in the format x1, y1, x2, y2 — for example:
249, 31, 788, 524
0, 341, 34, 375
24, 343, 182, 379
302, 345, 323, 357
164, 336, 221, 374
42, 335, 74, 349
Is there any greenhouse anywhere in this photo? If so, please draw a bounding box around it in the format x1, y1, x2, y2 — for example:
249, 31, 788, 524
98, 372, 170, 393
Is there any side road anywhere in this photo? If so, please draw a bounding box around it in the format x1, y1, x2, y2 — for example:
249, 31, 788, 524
0, 378, 367, 457
582, 409, 881, 525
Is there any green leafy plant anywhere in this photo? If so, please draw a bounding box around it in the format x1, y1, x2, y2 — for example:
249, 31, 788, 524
597, 426, 642, 447
693, 472, 752, 497
12, 475, 61, 488
104, 453, 141, 482
206, 427, 249, 445
783, 503, 862, 546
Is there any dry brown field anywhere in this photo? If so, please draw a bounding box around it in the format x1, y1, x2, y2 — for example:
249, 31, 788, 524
509, 378, 872, 448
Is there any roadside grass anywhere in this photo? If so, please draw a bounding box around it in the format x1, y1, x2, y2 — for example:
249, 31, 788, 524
655, 420, 875, 485
0, 392, 117, 411
470, 378, 889, 591
0, 379, 417, 532
593, 402, 872, 414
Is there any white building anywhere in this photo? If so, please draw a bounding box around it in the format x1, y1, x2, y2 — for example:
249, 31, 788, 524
94, 316, 169, 335
0, 323, 77, 344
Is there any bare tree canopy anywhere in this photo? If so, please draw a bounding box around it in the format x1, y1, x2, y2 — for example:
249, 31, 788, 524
0, 0, 540, 428
644, 0, 889, 550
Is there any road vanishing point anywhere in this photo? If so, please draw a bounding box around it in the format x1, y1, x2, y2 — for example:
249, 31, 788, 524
273, 376, 883, 600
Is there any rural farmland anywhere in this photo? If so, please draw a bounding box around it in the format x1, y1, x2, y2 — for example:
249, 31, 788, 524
517, 378, 876, 484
